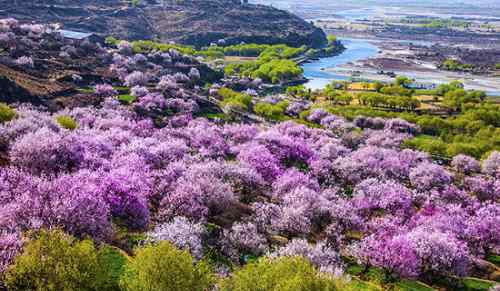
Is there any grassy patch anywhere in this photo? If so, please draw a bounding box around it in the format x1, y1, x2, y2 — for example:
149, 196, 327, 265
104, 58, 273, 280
97, 245, 130, 291
403, 134, 447, 157
349, 82, 378, 91
56, 115, 78, 130
113, 86, 130, 94
393, 280, 435, 291
348, 278, 383, 291
486, 254, 500, 267
364, 267, 388, 285
77, 87, 95, 94
462, 277, 497, 290
0, 103, 17, 123
347, 265, 364, 276
117, 94, 136, 104
414, 89, 439, 96
203, 113, 229, 120
224, 56, 258, 64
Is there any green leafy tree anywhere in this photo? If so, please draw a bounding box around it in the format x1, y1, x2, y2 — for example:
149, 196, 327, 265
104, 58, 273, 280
442, 89, 484, 111
254, 101, 288, 120
218, 88, 253, 112
56, 115, 78, 130
286, 85, 311, 99
4, 230, 101, 291
95, 246, 130, 291
0, 102, 16, 123
380, 85, 413, 97
324, 86, 353, 105
105, 36, 119, 46
120, 241, 214, 291
441, 59, 474, 71
220, 256, 343, 291
436, 81, 464, 96
327, 35, 337, 45
395, 76, 412, 87
252, 59, 303, 84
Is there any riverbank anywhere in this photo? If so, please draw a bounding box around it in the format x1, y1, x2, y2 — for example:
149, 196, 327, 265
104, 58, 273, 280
302, 37, 500, 96
301, 38, 379, 89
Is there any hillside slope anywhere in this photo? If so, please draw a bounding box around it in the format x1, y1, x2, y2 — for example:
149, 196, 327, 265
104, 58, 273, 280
0, 0, 327, 48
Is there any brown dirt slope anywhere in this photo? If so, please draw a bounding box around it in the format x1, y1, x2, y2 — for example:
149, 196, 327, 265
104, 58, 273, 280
0, 64, 73, 105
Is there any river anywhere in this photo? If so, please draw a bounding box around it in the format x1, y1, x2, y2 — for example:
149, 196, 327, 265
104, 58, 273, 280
301, 38, 500, 96
301, 38, 379, 90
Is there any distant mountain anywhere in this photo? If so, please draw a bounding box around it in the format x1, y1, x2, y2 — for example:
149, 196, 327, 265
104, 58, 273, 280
250, 0, 500, 10
0, 0, 327, 48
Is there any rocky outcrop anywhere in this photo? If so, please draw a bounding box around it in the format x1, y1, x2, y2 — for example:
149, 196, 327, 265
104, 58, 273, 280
0, 0, 327, 48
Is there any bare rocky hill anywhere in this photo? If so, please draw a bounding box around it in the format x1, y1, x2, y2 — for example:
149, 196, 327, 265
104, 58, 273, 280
0, 0, 327, 48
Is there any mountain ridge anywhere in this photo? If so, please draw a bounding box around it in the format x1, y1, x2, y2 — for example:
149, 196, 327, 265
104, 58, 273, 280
0, 0, 327, 48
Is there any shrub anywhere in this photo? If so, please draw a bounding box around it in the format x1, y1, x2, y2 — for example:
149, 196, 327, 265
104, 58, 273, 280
218, 88, 253, 112
220, 256, 342, 291
119, 241, 214, 291
56, 115, 78, 130
4, 229, 101, 291
254, 102, 288, 121
0, 102, 16, 122
95, 246, 130, 291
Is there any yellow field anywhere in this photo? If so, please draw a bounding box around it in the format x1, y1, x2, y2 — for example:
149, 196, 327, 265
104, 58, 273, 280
224, 56, 258, 64
414, 95, 439, 102
348, 82, 378, 91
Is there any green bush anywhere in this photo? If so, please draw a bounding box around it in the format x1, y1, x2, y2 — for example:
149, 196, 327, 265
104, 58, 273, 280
119, 241, 214, 291
286, 85, 311, 99
254, 101, 288, 121
324, 87, 353, 105
224, 45, 304, 84
117, 94, 137, 104
441, 59, 474, 71
4, 230, 101, 291
358, 92, 420, 110
95, 246, 130, 291
380, 85, 413, 97
218, 88, 253, 112
0, 103, 16, 123
395, 76, 413, 87
105, 36, 119, 46
251, 59, 303, 84
327, 35, 337, 44
220, 256, 342, 291
462, 277, 497, 290
403, 135, 447, 157
56, 115, 78, 130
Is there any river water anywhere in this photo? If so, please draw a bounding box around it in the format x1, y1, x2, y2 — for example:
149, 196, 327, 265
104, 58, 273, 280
301, 38, 379, 90
301, 38, 500, 96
